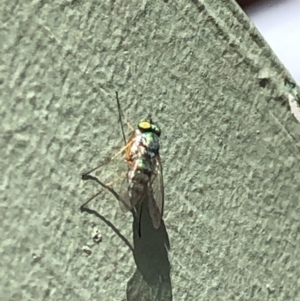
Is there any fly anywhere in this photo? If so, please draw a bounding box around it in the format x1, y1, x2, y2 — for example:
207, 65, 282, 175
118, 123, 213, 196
81, 92, 164, 236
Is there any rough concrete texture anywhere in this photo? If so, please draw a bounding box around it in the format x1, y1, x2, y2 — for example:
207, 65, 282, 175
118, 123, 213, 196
1, 1, 300, 300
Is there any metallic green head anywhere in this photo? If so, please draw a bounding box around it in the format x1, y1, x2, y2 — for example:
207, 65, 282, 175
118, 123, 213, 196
138, 117, 161, 137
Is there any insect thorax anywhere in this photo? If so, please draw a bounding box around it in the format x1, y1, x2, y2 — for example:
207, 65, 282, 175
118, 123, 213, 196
140, 132, 160, 157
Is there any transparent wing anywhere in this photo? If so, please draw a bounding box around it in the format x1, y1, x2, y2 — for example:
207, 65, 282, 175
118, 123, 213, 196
116, 169, 133, 212
148, 155, 164, 229
118, 170, 150, 212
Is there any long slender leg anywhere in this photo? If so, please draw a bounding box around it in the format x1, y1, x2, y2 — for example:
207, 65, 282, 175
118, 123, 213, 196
80, 189, 103, 209
80, 174, 132, 211
81, 141, 132, 179
81, 91, 137, 179
105, 171, 127, 187
82, 92, 134, 179
81, 175, 121, 209
81, 171, 128, 208
81, 92, 135, 211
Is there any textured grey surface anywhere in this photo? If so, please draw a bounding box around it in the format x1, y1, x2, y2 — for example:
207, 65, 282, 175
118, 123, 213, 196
1, 0, 300, 300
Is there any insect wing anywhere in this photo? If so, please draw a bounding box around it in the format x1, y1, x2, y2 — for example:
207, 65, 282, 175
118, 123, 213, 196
114, 169, 131, 212
121, 170, 150, 211
149, 155, 164, 229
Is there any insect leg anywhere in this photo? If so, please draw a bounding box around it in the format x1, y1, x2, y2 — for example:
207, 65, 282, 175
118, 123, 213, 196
80, 189, 103, 209
80, 174, 123, 209
81, 142, 132, 179
105, 171, 127, 187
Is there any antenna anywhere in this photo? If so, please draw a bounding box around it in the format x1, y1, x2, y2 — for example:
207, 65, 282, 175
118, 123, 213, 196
115, 91, 127, 147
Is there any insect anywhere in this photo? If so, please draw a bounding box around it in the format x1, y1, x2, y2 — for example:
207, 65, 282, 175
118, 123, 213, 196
81, 92, 164, 236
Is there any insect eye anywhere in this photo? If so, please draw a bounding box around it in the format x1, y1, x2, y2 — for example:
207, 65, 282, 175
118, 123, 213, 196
138, 121, 151, 130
